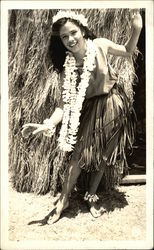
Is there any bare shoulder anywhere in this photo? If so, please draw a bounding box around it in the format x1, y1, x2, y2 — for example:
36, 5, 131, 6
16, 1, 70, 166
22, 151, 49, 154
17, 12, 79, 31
93, 38, 110, 54
93, 37, 109, 44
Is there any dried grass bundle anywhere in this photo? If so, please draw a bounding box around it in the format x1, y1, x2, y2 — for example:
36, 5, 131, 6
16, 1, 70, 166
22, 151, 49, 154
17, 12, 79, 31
8, 8, 140, 194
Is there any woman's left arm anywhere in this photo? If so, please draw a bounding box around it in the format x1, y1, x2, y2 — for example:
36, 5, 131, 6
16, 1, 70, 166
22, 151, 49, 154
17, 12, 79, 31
102, 13, 143, 57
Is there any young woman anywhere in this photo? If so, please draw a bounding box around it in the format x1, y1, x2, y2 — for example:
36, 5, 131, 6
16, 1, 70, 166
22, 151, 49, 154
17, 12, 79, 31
22, 10, 142, 224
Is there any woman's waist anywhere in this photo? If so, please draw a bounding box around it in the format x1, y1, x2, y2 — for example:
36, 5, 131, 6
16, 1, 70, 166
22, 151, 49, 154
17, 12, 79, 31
86, 78, 117, 99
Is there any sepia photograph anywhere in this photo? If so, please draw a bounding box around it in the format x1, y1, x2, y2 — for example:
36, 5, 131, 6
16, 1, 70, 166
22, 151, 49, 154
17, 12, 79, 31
1, 1, 153, 249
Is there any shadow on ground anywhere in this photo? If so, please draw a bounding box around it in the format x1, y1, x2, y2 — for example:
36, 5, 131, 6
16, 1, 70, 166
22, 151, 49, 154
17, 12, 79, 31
27, 188, 128, 226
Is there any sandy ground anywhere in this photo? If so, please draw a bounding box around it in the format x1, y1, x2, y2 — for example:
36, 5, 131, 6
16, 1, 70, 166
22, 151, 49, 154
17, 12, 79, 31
8, 182, 146, 242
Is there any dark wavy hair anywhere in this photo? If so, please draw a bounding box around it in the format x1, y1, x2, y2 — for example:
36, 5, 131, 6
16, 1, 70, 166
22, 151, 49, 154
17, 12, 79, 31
48, 17, 96, 73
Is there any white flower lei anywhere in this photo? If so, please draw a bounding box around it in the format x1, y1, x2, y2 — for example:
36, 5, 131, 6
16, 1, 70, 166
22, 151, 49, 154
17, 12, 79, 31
58, 39, 97, 152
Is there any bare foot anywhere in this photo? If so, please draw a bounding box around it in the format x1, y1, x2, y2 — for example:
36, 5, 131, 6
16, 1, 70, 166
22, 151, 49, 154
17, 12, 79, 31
87, 201, 106, 218
48, 199, 69, 225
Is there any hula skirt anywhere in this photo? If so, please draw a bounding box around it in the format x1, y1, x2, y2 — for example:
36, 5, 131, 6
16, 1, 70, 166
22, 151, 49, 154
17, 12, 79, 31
72, 83, 136, 189
51, 83, 136, 193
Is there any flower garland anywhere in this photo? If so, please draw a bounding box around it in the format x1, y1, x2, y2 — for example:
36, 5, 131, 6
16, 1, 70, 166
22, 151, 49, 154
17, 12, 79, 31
58, 39, 97, 152
53, 11, 88, 27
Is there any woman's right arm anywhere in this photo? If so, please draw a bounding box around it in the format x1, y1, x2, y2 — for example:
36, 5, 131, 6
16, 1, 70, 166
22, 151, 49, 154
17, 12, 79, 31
47, 70, 64, 126
22, 107, 63, 138
33, 71, 65, 135
43, 107, 63, 127
33, 71, 64, 136
22, 72, 64, 137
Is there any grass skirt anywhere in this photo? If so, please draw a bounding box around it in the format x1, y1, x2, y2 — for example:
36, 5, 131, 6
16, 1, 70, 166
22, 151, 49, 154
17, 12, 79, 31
73, 83, 136, 190
50, 83, 136, 193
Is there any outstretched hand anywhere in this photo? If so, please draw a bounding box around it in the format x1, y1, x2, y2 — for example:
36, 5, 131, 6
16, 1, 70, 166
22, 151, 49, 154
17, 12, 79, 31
22, 122, 55, 138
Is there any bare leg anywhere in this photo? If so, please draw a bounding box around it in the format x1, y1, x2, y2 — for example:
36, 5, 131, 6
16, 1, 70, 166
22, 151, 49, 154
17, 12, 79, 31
48, 156, 81, 224
89, 169, 104, 194
87, 169, 105, 218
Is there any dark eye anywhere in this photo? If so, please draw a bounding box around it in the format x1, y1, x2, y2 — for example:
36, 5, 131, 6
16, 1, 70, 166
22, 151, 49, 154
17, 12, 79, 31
71, 30, 77, 35
62, 35, 67, 40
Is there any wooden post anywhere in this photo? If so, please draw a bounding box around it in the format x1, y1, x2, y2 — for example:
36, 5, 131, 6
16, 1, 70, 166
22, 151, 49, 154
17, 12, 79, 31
121, 175, 146, 184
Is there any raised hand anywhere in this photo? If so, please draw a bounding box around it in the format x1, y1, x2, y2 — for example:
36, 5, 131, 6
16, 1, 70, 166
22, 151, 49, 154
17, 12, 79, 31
131, 12, 143, 30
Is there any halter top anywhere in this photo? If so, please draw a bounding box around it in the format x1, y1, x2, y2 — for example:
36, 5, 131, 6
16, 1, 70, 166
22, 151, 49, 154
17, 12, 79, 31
81, 38, 118, 99
60, 38, 118, 100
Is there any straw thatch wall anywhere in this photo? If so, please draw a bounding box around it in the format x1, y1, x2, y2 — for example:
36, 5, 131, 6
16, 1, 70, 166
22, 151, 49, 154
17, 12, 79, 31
8, 9, 141, 194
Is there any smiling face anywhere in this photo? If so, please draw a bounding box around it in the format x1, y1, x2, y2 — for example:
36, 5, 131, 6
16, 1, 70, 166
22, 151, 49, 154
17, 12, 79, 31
59, 21, 86, 56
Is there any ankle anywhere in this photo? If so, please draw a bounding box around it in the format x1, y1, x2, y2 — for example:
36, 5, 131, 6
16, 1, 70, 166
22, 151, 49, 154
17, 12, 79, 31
84, 191, 99, 203
59, 194, 69, 203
